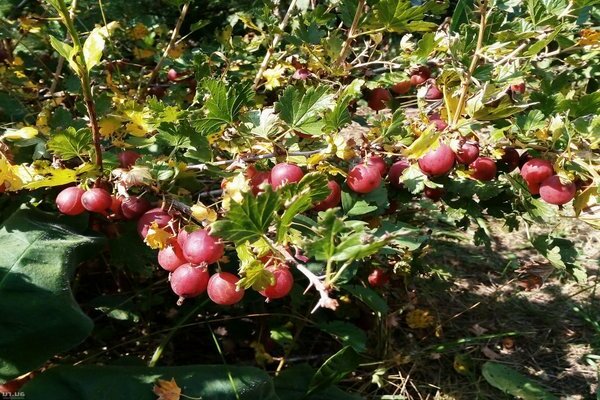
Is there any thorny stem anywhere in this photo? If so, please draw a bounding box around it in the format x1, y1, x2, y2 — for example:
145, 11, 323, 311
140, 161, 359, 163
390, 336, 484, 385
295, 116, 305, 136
253, 0, 298, 90
263, 236, 338, 313
335, 0, 365, 68
53, 0, 103, 170
145, 1, 191, 88
451, 0, 489, 127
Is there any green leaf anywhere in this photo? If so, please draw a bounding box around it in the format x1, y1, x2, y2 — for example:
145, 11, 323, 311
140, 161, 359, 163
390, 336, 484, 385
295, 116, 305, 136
557, 92, 600, 118
531, 234, 586, 283
318, 321, 367, 353
274, 364, 362, 400
47, 127, 93, 161
193, 79, 254, 135
22, 364, 278, 400
482, 362, 558, 400
0, 208, 102, 382
413, 32, 436, 60
83, 27, 108, 71
324, 97, 352, 133
276, 173, 330, 243
342, 284, 389, 315
211, 187, 280, 245
308, 346, 360, 395
305, 209, 346, 262
524, 26, 562, 56
450, 0, 473, 32
275, 86, 335, 136
49, 35, 79, 73
367, 0, 439, 33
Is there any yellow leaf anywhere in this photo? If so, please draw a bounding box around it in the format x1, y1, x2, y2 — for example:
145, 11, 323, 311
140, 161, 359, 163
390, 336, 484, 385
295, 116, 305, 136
222, 172, 251, 209
406, 308, 434, 329
579, 28, 600, 46
130, 23, 149, 40
402, 128, 441, 159
574, 186, 598, 216
133, 47, 155, 60
0, 157, 28, 191
98, 117, 121, 138
25, 163, 96, 190
153, 378, 181, 400
262, 65, 287, 91
2, 127, 38, 140
144, 222, 175, 250
250, 341, 274, 367
191, 203, 218, 223
167, 43, 185, 59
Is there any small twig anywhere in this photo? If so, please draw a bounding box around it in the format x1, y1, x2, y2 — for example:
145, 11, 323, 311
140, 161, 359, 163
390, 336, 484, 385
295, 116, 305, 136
351, 60, 403, 70
252, 0, 298, 90
335, 0, 366, 68
186, 149, 324, 170
451, 0, 489, 127
264, 237, 338, 313
145, 1, 191, 87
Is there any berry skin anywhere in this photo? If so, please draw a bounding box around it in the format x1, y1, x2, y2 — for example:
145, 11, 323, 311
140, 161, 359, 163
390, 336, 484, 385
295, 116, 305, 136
429, 113, 448, 131
270, 163, 304, 188
424, 84, 443, 100
367, 156, 388, 176
56, 186, 86, 216
118, 150, 141, 169
137, 208, 173, 238
368, 268, 390, 287
167, 68, 178, 81
250, 171, 271, 195
120, 196, 151, 220
497, 147, 520, 173
347, 163, 382, 194
470, 157, 497, 181
158, 239, 187, 272
177, 228, 190, 249
313, 180, 342, 211
520, 159, 554, 188
259, 265, 294, 300
368, 88, 392, 111
511, 82, 525, 93
539, 175, 576, 205
207, 272, 245, 305
410, 66, 431, 86
387, 160, 410, 189
170, 263, 209, 305
418, 144, 456, 177
110, 196, 123, 218
424, 186, 445, 201
391, 80, 412, 95
455, 142, 480, 165
81, 188, 113, 213
183, 229, 224, 265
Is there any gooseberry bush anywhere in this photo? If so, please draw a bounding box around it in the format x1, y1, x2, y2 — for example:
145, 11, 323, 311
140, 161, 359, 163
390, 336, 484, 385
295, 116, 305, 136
0, 0, 598, 398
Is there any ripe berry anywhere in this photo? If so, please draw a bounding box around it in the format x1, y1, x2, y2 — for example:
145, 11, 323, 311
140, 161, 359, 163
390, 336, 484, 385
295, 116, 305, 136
118, 150, 141, 169
455, 142, 480, 165
497, 147, 520, 173
259, 265, 294, 300
429, 113, 448, 131
470, 157, 497, 181
177, 228, 190, 249
137, 208, 172, 238
292, 68, 311, 80
170, 263, 209, 304
391, 80, 412, 95
81, 188, 113, 213
368, 88, 392, 112
347, 163, 382, 193
424, 186, 445, 201
424, 83, 443, 100
539, 175, 576, 205
207, 272, 245, 305
121, 196, 151, 220
387, 160, 410, 189
520, 159, 554, 189
167, 68, 178, 81
158, 239, 187, 272
367, 156, 388, 176
410, 66, 430, 86
270, 163, 304, 188
519, 151, 533, 168
250, 170, 271, 195
418, 144, 456, 177
511, 82, 525, 93
313, 180, 342, 211
183, 229, 224, 265
56, 186, 86, 216
368, 268, 390, 287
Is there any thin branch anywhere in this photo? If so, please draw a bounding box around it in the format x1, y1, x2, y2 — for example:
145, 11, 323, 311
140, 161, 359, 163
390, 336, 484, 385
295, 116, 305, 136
186, 149, 324, 170
49, 0, 77, 95
145, 1, 191, 87
334, 0, 365, 68
252, 0, 298, 90
451, 0, 489, 127
351, 60, 403, 70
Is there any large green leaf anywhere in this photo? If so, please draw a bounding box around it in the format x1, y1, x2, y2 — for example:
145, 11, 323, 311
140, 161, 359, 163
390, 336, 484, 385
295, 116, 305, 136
0, 207, 103, 382
47, 127, 93, 161
367, 0, 439, 33
22, 364, 278, 400
308, 346, 360, 395
274, 364, 363, 400
275, 86, 335, 136
482, 362, 558, 400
